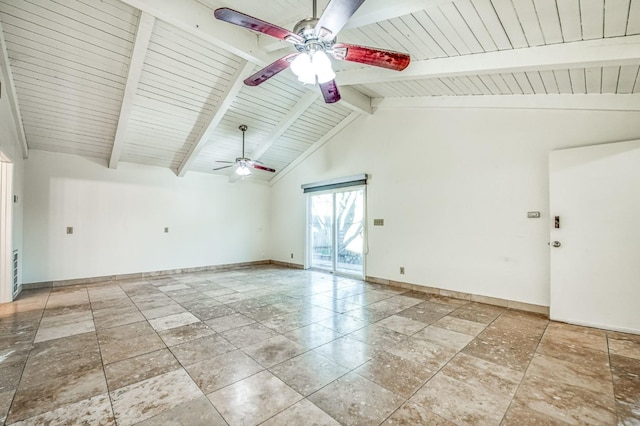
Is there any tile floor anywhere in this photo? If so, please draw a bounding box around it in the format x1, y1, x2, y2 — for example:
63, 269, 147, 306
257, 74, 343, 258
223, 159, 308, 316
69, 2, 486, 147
0, 266, 638, 425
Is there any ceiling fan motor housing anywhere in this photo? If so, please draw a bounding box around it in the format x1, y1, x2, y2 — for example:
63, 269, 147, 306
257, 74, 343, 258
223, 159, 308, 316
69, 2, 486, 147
293, 18, 335, 54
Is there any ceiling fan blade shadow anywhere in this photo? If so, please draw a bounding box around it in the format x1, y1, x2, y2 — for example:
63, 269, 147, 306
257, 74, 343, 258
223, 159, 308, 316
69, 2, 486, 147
214, 8, 304, 44
314, 0, 365, 41
213, 165, 234, 171
332, 43, 410, 71
252, 164, 276, 173
244, 53, 299, 86
319, 79, 341, 103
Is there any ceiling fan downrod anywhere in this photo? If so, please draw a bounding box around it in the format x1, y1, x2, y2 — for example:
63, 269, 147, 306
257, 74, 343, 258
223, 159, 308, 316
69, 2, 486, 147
239, 124, 248, 158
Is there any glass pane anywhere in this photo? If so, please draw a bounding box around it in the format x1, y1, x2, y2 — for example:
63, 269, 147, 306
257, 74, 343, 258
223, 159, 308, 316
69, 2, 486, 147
310, 193, 334, 271
336, 189, 364, 276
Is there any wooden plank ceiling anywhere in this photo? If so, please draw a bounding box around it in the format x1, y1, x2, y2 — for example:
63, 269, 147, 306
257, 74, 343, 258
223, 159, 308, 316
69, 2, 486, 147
1, 0, 639, 182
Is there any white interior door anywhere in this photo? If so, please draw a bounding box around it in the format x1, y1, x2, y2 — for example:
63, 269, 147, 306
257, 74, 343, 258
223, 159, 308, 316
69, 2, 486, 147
549, 140, 640, 334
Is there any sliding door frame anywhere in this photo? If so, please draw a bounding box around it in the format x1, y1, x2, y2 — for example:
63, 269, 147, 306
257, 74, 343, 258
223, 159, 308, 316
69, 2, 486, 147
305, 185, 367, 279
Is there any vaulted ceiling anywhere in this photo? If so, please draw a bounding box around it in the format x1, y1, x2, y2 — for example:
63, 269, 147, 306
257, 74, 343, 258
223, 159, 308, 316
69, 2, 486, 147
1, 0, 639, 182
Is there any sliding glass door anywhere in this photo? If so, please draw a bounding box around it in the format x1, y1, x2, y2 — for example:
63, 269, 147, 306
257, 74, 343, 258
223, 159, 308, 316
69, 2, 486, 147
308, 187, 365, 277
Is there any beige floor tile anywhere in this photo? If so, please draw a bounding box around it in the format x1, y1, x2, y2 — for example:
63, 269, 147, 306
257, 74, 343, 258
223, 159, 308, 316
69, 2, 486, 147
609, 338, 640, 360
97, 321, 165, 365
93, 306, 145, 330
205, 312, 255, 332
355, 351, 436, 398
8, 367, 108, 423
385, 335, 457, 367
433, 315, 487, 336
502, 400, 572, 425
610, 354, 640, 425
313, 336, 379, 369
110, 369, 202, 426
270, 351, 349, 396
1, 267, 633, 425
148, 312, 200, 332
141, 303, 186, 320
413, 325, 474, 351
20, 333, 101, 386
170, 334, 236, 366
377, 315, 427, 335
208, 370, 302, 425
348, 324, 408, 349
542, 322, 608, 353
220, 323, 279, 348
0, 389, 15, 424
157, 321, 216, 347
242, 335, 307, 368
10, 393, 114, 426
283, 323, 343, 349
39, 310, 93, 328
187, 349, 263, 394
449, 304, 503, 324
308, 372, 404, 426
526, 353, 613, 394
105, 348, 180, 390
411, 373, 513, 425
33, 319, 95, 343
135, 395, 227, 426
382, 401, 456, 425
261, 399, 341, 426
395, 301, 452, 324
512, 374, 616, 425
316, 314, 370, 334
463, 333, 538, 372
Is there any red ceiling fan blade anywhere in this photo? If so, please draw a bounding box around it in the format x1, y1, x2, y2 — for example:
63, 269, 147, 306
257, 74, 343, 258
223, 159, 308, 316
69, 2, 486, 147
319, 80, 341, 103
251, 164, 276, 173
214, 8, 304, 44
315, 0, 365, 41
244, 53, 299, 86
332, 43, 411, 71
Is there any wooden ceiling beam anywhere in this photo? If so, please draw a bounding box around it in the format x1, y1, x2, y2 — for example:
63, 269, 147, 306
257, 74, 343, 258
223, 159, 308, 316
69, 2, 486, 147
120, 0, 372, 115
252, 91, 320, 161
0, 21, 28, 159
269, 112, 361, 185
373, 94, 640, 112
337, 35, 640, 86
109, 12, 155, 169
177, 61, 256, 177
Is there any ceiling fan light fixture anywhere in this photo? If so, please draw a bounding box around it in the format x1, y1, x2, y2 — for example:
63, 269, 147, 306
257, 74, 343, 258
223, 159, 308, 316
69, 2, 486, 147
290, 53, 316, 84
312, 50, 336, 83
236, 163, 252, 176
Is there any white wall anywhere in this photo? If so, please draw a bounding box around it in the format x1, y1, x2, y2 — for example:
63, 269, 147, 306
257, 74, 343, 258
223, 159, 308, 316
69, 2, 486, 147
23, 151, 270, 283
270, 107, 640, 307
0, 68, 25, 302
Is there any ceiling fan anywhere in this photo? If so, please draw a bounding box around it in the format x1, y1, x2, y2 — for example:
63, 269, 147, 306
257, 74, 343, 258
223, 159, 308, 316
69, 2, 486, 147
214, 0, 411, 104
213, 125, 276, 176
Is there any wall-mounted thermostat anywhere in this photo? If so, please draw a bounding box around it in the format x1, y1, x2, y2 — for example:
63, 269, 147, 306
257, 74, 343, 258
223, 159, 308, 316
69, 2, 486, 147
527, 211, 541, 218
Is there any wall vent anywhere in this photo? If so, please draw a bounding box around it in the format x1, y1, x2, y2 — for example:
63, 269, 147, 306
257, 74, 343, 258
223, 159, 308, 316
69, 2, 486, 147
12, 250, 19, 296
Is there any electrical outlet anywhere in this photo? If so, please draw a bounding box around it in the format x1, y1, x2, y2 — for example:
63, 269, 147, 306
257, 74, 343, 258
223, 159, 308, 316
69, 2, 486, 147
164, 227, 169, 233
290, 253, 294, 259
66, 227, 73, 235
400, 266, 405, 274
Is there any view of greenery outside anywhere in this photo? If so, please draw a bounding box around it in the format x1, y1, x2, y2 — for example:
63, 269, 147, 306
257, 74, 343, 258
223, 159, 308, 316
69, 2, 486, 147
310, 189, 364, 275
